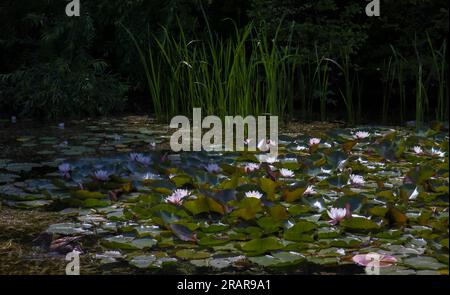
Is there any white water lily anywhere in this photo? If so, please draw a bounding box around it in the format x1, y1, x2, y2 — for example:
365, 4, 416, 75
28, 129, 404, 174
296, 145, 308, 151
413, 146, 423, 154
354, 131, 370, 139
261, 155, 278, 164
431, 148, 445, 157
244, 163, 260, 173
327, 207, 348, 225
245, 191, 263, 199
93, 170, 109, 181
309, 138, 321, 146
280, 168, 295, 178
204, 163, 221, 173
349, 174, 365, 186
303, 185, 317, 196
313, 201, 325, 212
166, 189, 191, 206
58, 122, 65, 130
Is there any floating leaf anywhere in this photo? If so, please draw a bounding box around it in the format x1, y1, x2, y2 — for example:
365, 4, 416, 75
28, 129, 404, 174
248, 252, 305, 267
241, 237, 284, 254
341, 217, 380, 232
169, 224, 197, 242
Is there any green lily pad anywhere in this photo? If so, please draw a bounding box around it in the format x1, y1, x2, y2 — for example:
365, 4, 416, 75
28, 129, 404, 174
341, 217, 380, 232
403, 256, 447, 270
248, 252, 305, 267
241, 237, 284, 254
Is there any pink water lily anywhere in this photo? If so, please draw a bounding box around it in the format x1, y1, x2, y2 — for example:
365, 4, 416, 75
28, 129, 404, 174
413, 146, 423, 155
354, 131, 370, 139
352, 253, 397, 268
244, 163, 260, 173
327, 207, 348, 225
93, 170, 109, 182
303, 185, 317, 196
349, 174, 365, 186
257, 139, 277, 151
166, 189, 191, 206
309, 138, 321, 146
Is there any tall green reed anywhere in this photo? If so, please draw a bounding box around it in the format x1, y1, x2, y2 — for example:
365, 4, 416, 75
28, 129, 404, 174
427, 34, 448, 122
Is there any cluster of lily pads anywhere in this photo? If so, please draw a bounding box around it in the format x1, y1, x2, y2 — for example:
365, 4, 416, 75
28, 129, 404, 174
1, 124, 449, 274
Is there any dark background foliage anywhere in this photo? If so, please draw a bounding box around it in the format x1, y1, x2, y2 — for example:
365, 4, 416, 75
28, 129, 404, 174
0, 0, 448, 122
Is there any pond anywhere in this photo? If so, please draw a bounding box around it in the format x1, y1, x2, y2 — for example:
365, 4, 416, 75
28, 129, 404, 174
0, 117, 448, 275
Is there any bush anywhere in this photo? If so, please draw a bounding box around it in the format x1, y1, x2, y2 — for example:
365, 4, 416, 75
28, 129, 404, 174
0, 59, 127, 119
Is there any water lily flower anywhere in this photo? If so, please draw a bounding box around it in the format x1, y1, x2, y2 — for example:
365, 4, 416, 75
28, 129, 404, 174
303, 185, 317, 196
11, 116, 17, 123
166, 189, 191, 206
58, 163, 71, 178
257, 139, 277, 151
431, 148, 445, 158
349, 174, 365, 186
327, 207, 348, 225
279, 168, 294, 178
244, 138, 253, 145
352, 253, 397, 268
58, 122, 65, 130
413, 146, 423, 155
136, 154, 151, 166
148, 142, 156, 150
244, 163, 260, 173
204, 163, 221, 174
309, 138, 321, 146
354, 131, 370, 139
93, 170, 109, 182
259, 155, 279, 164
245, 191, 263, 199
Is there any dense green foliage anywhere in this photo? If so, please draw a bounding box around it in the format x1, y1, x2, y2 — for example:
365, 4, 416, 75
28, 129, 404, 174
0, 0, 448, 123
